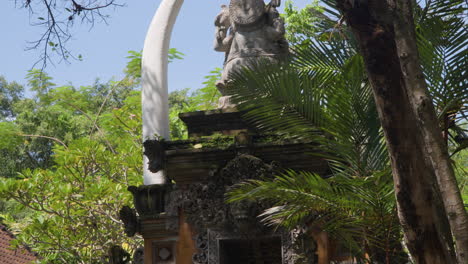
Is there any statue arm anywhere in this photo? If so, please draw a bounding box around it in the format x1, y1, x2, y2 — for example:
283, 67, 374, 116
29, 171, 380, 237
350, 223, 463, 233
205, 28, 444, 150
214, 26, 233, 52
214, 6, 232, 52
265, 7, 285, 40
222, 31, 234, 48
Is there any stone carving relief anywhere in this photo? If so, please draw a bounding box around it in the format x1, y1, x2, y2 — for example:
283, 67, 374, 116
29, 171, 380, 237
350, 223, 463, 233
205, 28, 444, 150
119, 206, 139, 237
214, 0, 289, 108
165, 154, 317, 263
167, 155, 276, 233
107, 245, 131, 264
132, 247, 144, 264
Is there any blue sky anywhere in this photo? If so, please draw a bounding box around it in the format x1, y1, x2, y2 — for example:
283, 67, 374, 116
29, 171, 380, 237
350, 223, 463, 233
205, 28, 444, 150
1, 0, 309, 93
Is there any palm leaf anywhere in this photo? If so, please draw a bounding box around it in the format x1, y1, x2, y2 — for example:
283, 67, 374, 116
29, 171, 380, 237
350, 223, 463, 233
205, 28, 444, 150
227, 170, 398, 261
416, 2, 468, 154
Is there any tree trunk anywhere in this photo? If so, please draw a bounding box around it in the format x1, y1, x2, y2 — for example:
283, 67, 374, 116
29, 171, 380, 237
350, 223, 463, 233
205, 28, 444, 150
336, 0, 458, 263
392, 1, 468, 263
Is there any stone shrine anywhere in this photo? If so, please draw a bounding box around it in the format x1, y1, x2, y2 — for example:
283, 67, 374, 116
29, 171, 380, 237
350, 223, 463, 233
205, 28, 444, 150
121, 109, 330, 264
125, 0, 336, 263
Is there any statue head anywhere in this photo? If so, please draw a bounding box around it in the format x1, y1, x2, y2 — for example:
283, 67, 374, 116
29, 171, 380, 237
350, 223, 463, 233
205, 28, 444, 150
229, 0, 265, 26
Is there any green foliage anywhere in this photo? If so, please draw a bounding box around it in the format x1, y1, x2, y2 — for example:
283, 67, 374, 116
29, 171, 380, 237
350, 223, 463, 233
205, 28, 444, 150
281, 0, 352, 47
124, 48, 185, 79
227, 1, 466, 262
0, 59, 143, 262
228, 171, 405, 262
124, 48, 220, 140
282, 0, 323, 44
26, 69, 55, 103
226, 43, 403, 261
168, 88, 192, 140
415, 1, 468, 156
125, 51, 143, 79
190, 68, 222, 111
0, 122, 22, 150
0, 70, 139, 175
453, 147, 468, 203
0, 46, 223, 262
168, 48, 185, 62
0, 90, 143, 263
0, 122, 23, 179
415, 1, 468, 208
0, 77, 24, 120
0, 141, 142, 262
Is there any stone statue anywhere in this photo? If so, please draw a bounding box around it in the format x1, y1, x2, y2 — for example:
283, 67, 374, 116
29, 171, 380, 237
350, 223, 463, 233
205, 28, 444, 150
214, 0, 288, 107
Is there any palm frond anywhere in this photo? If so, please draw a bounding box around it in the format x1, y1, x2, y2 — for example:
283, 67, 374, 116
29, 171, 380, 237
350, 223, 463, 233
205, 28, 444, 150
228, 60, 327, 138
227, 170, 397, 260
225, 3, 402, 259
421, 0, 467, 20
416, 2, 468, 155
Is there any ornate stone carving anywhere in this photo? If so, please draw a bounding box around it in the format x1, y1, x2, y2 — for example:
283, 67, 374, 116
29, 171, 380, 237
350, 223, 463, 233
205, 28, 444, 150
108, 245, 131, 264
143, 139, 166, 173
283, 227, 318, 264
192, 231, 209, 264
214, 0, 289, 108
132, 247, 144, 264
229, 0, 265, 26
163, 154, 318, 263
128, 184, 172, 218
168, 155, 276, 232
119, 206, 140, 237
166, 154, 315, 263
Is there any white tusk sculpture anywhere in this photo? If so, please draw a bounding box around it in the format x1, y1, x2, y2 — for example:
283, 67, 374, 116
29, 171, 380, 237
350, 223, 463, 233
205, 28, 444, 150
141, 0, 184, 185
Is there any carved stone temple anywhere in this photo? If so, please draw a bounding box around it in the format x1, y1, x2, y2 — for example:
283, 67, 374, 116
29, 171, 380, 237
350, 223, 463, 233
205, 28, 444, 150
121, 109, 329, 264
120, 0, 339, 263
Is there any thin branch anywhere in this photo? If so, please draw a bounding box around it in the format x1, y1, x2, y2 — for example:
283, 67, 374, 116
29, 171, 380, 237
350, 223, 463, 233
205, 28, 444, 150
16, 0, 124, 69
19, 134, 68, 149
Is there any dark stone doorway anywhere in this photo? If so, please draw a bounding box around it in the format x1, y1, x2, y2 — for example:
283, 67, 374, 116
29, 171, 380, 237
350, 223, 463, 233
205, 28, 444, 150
219, 237, 282, 264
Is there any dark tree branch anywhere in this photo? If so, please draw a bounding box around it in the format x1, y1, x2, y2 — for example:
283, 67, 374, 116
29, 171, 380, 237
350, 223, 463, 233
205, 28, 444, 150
15, 0, 124, 70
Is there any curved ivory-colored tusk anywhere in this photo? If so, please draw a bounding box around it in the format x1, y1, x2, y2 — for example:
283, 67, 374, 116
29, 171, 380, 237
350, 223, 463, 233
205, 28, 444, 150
141, 0, 184, 185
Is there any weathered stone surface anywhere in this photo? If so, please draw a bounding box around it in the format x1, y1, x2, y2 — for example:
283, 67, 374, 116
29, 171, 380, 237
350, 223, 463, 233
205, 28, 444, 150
119, 206, 140, 237
167, 155, 276, 233
164, 139, 328, 185
128, 110, 324, 263
214, 0, 289, 107
163, 154, 318, 263
143, 139, 166, 173
178, 108, 251, 137
127, 184, 172, 218
132, 247, 144, 264
108, 245, 131, 264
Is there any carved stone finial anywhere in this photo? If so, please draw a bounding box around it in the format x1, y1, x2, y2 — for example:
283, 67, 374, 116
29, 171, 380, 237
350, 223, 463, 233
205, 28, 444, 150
143, 139, 166, 173
108, 245, 131, 264
128, 185, 171, 217
119, 206, 139, 237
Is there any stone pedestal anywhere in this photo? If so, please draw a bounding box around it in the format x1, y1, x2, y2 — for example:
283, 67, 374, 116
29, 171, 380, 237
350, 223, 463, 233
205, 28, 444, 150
122, 110, 329, 263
